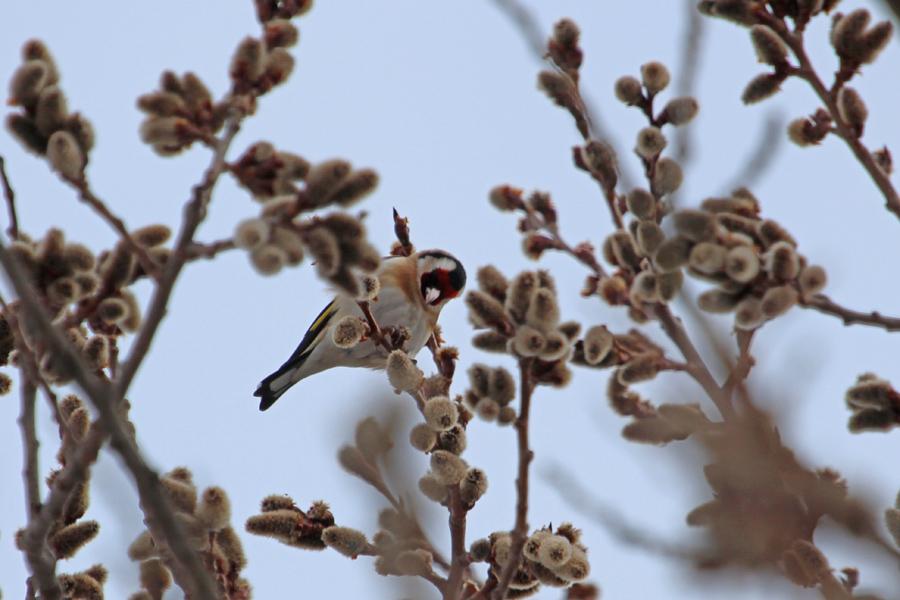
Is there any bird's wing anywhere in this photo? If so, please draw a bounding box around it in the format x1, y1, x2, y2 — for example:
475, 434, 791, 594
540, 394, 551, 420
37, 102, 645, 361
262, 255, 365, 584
285, 298, 339, 363
255, 298, 339, 410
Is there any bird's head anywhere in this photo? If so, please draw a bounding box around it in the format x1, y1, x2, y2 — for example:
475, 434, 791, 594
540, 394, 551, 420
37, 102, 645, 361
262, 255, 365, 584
415, 250, 466, 310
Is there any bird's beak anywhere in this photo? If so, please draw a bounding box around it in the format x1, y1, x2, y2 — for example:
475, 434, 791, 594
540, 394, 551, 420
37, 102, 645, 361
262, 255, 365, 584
424, 287, 441, 305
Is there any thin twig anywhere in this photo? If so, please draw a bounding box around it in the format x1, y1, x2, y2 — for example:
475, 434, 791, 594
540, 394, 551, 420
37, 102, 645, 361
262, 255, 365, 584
491, 358, 534, 600
487, 0, 637, 191
0, 155, 19, 240
68, 177, 164, 281
720, 111, 785, 194
672, 0, 706, 166
721, 328, 755, 402
802, 294, 900, 332
0, 234, 218, 600
763, 17, 900, 224
652, 304, 735, 421
444, 487, 470, 600
544, 465, 704, 561
114, 113, 242, 398
357, 300, 395, 354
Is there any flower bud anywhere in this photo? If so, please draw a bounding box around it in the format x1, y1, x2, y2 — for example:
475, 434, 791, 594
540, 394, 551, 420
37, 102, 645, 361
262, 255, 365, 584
734, 297, 764, 330
50, 520, 99, 559
657, 269, 684, 302
614, 76, 643, 104
662, 96, 699, 126
633, 223, 663, 258
513, 325, 545, 357
760, 285, 798, 318
525, 288, 560, 332
741, 73, 783, 104
47, 130, 84, 179
765, 241, 800, 280
330, 169, 379, 207
466, 290, 506, 328
617, 354, 659, 384
798, 265, 827, 297
750, 25, 788, 65
640, 61, 670, 95
489, 367, 516, 404
689, 242, 727, 274
505, 271, 537, 323
424, 396, 459, 432
409, 422, 436, 453
698, 289, 742, 313
635, 126, 667, 158
35, 85, 68, 137
386, 350, 423, 392
724, 245, 760, 282
322, 526, 369, 558
673, 210, 716, 242
537, 535, 572, 568
652, 157, 683, 195
333, 316, 365, 348
626, 188, 655, 220
459, 467, 488, 505
654, 235, 693, 271
418, 474, 448, 502
250, 245, 286, 276
837, 87, 867, 136
630, 271, 659, 303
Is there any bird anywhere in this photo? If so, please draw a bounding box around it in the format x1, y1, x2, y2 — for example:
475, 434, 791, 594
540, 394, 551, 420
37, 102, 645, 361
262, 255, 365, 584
254, 249, 466, 411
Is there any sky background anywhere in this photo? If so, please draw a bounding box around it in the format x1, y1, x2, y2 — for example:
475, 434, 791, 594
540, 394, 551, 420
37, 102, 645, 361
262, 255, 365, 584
2, 1, 900, 599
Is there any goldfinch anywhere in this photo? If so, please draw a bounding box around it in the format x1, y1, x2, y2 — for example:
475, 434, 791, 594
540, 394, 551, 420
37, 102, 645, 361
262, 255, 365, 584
255, 249, 466, 410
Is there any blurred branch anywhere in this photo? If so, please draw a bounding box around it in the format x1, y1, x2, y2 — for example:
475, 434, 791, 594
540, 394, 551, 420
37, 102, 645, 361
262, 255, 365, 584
0, 237, 218, 600
761, 14, 900, 224
672, 0, 706, 165
492, 358, 535, 600
802, 294, 900, 331
0, 155, 19, 240
544, 465, 703, 561
719, 111, 785, 194
488, 0, 637, 190
883, 0, 900, 27
113, 112, 242, 398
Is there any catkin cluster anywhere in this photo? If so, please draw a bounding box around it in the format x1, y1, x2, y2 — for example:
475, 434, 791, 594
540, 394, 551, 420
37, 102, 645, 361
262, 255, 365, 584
245, 495, 336, 551
129, 468, 249, 600
844, 373, 900, 433
12, 395, 115, 600
466, 267, 579, 388
16, 396, 99, 560
654, 189, 825, 330
7, 41, 94, 180
0, 225, 173, 385
234, 209, 381, 295
470, 523, 590, 597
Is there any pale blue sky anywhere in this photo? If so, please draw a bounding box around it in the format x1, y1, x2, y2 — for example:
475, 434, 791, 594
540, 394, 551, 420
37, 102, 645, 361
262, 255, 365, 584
2, 2, 900, 599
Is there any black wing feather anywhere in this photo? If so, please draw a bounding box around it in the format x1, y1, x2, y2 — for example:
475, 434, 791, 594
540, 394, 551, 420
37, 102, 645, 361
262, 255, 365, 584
254, 299, 339, 410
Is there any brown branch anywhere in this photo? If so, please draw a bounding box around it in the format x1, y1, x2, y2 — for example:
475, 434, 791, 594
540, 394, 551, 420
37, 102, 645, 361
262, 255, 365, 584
487, 0, 637, 191
671, 0, 706, 166
113, 112, 242, 398
357, 300, 395, 354
491, 358, 534, 600
720, 111, 784, 193
652, 304, 735, 421
0, 238, 218, 600
544, 465, 704, 561
186, 238, 236, 260
0, 155, 19, 240
802, 294, 900, 332
444, 486, 469, 600
66, 177, 164, 281
766, 18, 900, 224
721, 328, 755, 403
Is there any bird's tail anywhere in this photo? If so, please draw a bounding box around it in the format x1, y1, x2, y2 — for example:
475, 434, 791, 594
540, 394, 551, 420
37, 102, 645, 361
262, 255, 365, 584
254, 360, 305, 411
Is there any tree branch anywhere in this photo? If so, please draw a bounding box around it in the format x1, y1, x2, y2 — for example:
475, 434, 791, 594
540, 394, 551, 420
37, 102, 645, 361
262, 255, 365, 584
802, 294, 900, 332
0, 155, 19, 240
491, 358, 534, 600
